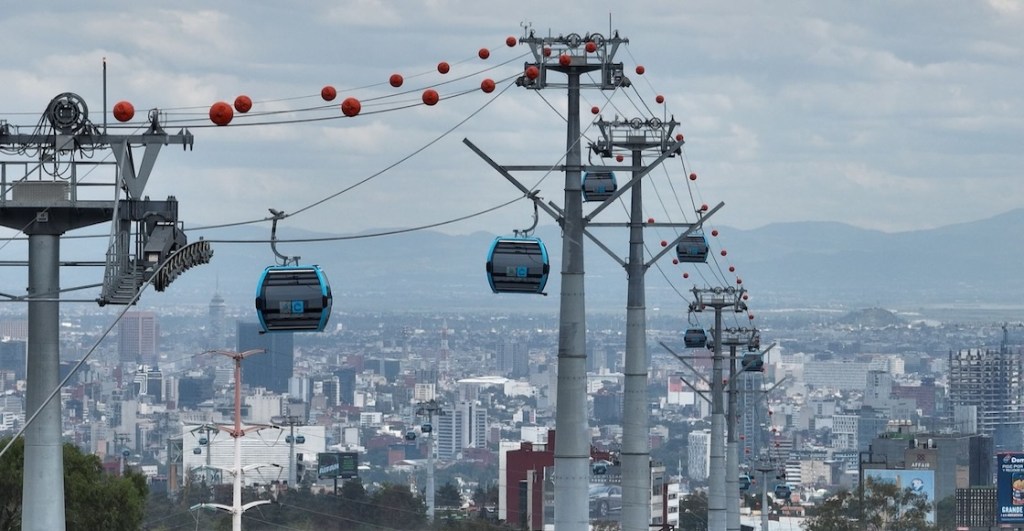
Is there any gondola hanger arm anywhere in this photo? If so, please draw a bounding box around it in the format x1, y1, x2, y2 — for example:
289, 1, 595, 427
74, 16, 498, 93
268, 208, 299, 266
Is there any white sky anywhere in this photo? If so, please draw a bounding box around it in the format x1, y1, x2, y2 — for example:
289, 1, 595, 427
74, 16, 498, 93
1, 0, 1022, 241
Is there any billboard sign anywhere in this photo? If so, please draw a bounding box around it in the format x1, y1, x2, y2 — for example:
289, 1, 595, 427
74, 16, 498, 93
997, 452, 1024, 524
863, 469, 935, 523
318, 452, 359, 479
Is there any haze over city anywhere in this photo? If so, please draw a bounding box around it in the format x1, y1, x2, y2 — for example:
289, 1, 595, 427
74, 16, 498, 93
0, 2, 1022, 530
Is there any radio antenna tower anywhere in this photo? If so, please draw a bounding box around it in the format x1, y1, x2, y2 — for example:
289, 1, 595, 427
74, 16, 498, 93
0, 93, 198, 531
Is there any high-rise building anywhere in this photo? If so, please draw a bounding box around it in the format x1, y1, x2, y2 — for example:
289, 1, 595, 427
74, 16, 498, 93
737, 370, 768, 460
336, 367, 356, 405
119, 312, 157, 365
237, 322, 294, 394
688, 429, 711, 481
436, 401, 488, 459
948, 348, 1024, 452
0, 339, 26, 380
207, 291, 228, 349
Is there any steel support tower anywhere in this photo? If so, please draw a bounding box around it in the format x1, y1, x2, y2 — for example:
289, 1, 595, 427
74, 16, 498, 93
271, 415, 306, 488
589, 117, 716, 531
689, 287, 747, 531
712, 326, 758, 531
0, 93, 194, 531
416, 399, 445, 521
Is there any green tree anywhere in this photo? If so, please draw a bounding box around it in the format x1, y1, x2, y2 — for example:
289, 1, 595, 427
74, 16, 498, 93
935, 495, 956, 531
0, 437, 148, 531
436, 482, 462, 508
679, 491, 709, 531
801, 489, 859, 531
802, 479, 938, 531
370, 483, 426, 529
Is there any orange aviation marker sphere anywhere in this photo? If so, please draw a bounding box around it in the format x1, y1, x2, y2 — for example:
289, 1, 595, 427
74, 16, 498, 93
478, 48, 490, 59
234, 95, 252, 113
209, 102, 233, 126
321, 85, 337, 101
113, 101, 134, 122
437, 62, 450, 74
525, 65, 540, 80
341, 97, 361, 117
389, 74, 404, 88
506, 36, 517, 47
480, 78, 496, 93
422, 89, 440, 106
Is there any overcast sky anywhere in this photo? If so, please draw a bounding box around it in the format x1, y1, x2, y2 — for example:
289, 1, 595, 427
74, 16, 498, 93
1, 0, 1022, 245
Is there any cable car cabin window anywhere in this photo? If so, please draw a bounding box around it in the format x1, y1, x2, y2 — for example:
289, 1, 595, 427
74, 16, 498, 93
256, 266, 333, 332
582, 171, 617, 202
486, 238, 550, 294
676, 235, 709, 263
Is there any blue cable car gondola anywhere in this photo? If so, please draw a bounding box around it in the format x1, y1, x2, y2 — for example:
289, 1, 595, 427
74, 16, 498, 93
198, 436, 208, 446
193, 447, 202, 455
582, 171, 617, 202
676, 235, 709, 263
739, 474, 752, 491
485, 237, 550, 294
405, 431, 417, 441
774, 484, 792, 500
741, 353, 764, 372
255, 265, 333, 332
295, 435, 305, 444
421, 423, 433, 434
684, 328, 707, 349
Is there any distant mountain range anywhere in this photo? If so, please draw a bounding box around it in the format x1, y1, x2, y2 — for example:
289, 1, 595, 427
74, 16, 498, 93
13, 208, 1024, 314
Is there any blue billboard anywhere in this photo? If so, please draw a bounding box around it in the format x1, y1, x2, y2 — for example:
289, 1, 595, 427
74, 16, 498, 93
863, 469, 935, 523
997, 452, 1024, 524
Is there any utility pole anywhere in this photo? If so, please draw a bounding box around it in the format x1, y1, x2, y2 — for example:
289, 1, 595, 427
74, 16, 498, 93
416, 399, 444, 521
0, 93, 194, 531
689, 287, 747, 531
191, 349, 273, 531
272, 415, 305, 488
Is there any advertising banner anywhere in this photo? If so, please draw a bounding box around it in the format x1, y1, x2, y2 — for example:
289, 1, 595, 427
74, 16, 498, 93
318, 451, 359, 479
997, 452, 1024, 524
863, 469, 935, 523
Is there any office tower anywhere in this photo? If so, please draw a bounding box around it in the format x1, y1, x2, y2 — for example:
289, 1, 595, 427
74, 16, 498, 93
436, 401, 488, 459
496, 338, 513, 375
177, 374, 215, 410
0, 339, 26, 380
207, 291, 228, 349
237, 321, 294, 394
511, 342, 529, 379
688, 429, 712, 481
336, 367, 356, 405
119, 311, 157, 365
948, 348, 1024, 452
737, 370, 768, 460
133, 366, 164, 402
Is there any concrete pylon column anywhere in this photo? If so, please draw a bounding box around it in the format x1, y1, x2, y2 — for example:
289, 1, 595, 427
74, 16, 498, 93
23, 233, 66, 531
